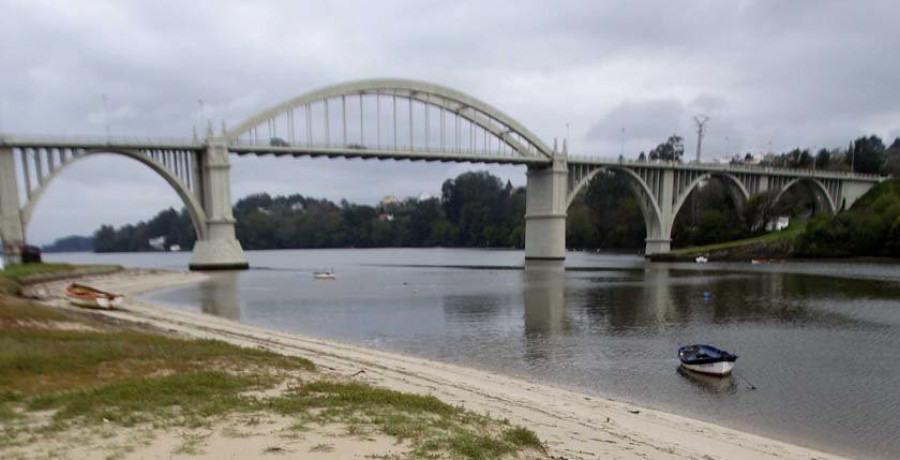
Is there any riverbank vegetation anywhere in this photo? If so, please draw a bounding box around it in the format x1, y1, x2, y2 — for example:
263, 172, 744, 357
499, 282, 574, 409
795, 179, 900, 257
0, 263, 121, 283
0, 278, 545, 458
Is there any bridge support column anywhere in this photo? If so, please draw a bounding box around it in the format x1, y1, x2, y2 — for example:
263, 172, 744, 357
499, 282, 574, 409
189, 140, 249, 271
645, 169, 674, 255
0, 147, 25, 265
525, 154, 568, 260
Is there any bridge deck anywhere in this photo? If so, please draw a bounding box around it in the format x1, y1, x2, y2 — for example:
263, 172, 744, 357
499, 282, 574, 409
229, 144, 548, 165
0, 135, 883, 181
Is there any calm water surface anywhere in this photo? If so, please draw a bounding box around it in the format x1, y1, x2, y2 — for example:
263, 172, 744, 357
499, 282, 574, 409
47, 249, 900, 459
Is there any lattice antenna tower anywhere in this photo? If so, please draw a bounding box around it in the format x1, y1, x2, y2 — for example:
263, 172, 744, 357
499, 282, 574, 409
693, 115, 710, 163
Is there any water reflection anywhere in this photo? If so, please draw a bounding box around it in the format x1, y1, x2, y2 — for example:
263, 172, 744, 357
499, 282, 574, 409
676, 366, 738, 395
523, 261, 567, 334
198, 272, 241, 320
522, 261, 568, 362
576, 268, 872, 333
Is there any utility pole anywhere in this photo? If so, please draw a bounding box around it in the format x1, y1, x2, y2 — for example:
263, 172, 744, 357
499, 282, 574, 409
620, 127, 626, 158
693, 115, 710, 163
198, 99, 205, 140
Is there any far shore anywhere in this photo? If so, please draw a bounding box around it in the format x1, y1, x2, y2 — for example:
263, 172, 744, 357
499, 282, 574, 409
21, 267, 848, 460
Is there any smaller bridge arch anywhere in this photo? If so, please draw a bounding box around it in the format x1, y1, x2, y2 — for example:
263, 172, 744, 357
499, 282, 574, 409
566, 163, 665, 252
670, 172, 751, 225
772, 177, 837, 215
20, 148, 207, 240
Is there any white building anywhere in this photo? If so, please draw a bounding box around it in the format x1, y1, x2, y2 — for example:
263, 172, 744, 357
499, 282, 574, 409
766, 216, 790, 232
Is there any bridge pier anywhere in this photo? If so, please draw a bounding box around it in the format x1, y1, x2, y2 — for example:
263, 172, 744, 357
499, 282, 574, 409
189, 140, 249, 271
525, 154, 568, 261
0, 148, 25, 264
645, 169, 674, 255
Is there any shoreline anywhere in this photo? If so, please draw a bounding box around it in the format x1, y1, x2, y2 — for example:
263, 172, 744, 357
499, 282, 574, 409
31, 269, 847, 460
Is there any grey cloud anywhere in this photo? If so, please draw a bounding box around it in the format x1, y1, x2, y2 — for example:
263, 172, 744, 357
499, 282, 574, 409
4, 0, 900, 244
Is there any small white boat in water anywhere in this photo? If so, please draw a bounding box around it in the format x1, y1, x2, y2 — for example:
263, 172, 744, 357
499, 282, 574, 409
695, 255, 708, 263
313, 268, 336, 280
678, 344, 738, 376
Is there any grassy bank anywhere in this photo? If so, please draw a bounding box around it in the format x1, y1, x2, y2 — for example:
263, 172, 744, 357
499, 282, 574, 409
645, 223, 806, 261
0, 278, 545, 459
0, 263, 123, 284
669, 224, 805, 255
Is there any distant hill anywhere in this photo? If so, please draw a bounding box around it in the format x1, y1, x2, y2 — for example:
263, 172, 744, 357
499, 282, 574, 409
42, 235, 94, 253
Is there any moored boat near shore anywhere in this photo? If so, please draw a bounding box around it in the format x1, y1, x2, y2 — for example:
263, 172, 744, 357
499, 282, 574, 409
678, 344, 738, 376
65, 283, 124, 310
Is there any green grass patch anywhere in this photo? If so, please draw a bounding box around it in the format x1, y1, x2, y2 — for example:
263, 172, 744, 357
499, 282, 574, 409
669, 223, 806, 255
0, 263, 119, 281
502, 426, 543, 448
0, 296, 72, 323
28, 371, 259, 425
269, 381, 544, 459
448, 433, 510, 459
284, 381, 457, 417
0, 298, 314, 398
0, 328, 314, 396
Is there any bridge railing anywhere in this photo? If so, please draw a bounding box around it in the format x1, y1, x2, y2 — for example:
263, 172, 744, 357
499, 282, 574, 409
0, 134, 200, 149
228, 137, 532, 158
566, 154, 884, 180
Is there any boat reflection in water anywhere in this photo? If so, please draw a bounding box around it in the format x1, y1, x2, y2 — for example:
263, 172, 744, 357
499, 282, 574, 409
676, 366, 738, 394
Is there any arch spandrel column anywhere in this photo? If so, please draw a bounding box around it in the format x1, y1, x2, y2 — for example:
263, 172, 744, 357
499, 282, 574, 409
189, 139, 249, 270
0, 148, 25, 264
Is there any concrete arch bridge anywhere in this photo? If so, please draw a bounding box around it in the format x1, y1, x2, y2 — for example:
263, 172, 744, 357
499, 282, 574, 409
0, 79, 882, 269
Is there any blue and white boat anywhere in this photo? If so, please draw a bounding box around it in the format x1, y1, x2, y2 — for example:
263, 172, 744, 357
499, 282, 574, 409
678, 344, 738, 376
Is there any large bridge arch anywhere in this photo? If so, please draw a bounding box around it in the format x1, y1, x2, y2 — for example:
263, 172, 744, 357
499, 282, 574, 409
566, 165, 664, 249
670, 172, 751, 225
225, 78, 554, 159
772, 177, 837, 215
21, 148, 208, 240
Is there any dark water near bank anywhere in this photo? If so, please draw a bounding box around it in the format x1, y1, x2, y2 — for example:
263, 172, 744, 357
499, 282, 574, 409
47, 249, 900, 459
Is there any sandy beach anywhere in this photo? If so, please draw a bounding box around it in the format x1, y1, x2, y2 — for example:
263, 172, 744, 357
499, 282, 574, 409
29, 269, 846, 460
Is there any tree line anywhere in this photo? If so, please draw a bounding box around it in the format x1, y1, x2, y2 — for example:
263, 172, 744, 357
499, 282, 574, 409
43, 133, 899, 256
48, 168, 803, 254
61, 171, 526, 253
636, 134, 900, 176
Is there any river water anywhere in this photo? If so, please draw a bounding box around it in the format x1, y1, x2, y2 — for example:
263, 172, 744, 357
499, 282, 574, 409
47, 249, 900, 459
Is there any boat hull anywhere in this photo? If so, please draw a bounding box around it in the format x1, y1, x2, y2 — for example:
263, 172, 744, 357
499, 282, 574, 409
66, 295, 123, 310
64, 283, 124, 310
680, 360, 735, 376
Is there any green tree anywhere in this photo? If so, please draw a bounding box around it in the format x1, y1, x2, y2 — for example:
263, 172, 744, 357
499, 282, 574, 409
648, 135, 684, 162
847, 135, 885, 174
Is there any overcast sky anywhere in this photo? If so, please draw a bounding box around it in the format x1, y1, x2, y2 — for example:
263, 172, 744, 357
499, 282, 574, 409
2, 0, 899, 244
